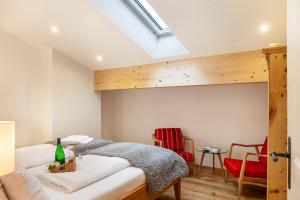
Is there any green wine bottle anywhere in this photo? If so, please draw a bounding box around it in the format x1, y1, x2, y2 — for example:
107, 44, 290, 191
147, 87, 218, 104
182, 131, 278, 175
55, 138, 65, 164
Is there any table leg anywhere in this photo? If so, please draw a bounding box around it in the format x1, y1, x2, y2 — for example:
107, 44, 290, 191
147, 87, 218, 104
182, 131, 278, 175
217, 153, 225, 176
197, 152, 206, 177
213, 154, 215, 173
174, 179, 181, 200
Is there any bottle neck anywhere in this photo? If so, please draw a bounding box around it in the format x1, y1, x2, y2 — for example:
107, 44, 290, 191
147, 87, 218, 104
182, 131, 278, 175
57, 138, 61, 145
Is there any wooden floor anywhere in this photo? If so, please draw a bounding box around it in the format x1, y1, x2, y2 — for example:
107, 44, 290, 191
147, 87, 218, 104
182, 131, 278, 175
158, 167, 266, 200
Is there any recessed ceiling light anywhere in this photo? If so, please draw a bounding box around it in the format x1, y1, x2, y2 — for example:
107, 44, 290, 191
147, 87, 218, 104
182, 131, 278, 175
50, 26, 59, 34
96, 55, 103, 61
259, 24, 269, 33
269, 43, 281, 47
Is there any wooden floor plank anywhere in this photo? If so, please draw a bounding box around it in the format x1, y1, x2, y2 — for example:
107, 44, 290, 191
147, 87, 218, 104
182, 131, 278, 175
158, 167, 266, 200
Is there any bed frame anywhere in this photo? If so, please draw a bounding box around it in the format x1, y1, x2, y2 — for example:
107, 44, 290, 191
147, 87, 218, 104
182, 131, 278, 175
120, 178, 181, 200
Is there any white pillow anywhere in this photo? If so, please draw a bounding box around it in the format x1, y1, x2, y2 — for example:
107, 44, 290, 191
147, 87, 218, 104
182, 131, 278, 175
16, 144, 72, 169
79, 137, 94, 144
61, 135, 94, 144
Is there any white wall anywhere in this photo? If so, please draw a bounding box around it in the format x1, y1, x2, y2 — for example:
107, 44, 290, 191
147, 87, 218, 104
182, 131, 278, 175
101, 83, 268, 166
0, 30, 101, 147
52, 51, 101, 139
288, 0, 300, 198
0, 30, 53, 147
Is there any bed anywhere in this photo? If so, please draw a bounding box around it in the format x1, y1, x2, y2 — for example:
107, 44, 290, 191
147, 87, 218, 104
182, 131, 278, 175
8, 142, 184, 200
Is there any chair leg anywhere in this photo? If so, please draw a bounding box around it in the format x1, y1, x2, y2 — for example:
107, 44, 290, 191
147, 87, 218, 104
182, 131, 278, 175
237, 178, 244, 200
224, 170, 228, 183
188, 161, 196, 176
192, 161, 197, 176
174, 179, 181, 200
237, 154, 247, 200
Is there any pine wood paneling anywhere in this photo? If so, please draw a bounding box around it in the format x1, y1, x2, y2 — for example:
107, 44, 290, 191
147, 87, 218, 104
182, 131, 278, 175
263, 46, 287, 200
94, 50, 268, 91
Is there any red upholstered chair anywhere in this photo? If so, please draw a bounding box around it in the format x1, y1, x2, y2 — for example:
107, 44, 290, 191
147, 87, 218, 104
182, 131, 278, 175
152, 128, 196, 175
224, 137, 268, 200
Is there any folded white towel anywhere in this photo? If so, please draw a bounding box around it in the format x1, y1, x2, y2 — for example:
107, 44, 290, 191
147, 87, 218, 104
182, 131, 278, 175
36, 155, 130, 193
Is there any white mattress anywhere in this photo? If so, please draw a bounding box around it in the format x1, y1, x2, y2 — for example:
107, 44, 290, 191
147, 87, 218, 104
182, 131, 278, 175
27, 166, 145, 200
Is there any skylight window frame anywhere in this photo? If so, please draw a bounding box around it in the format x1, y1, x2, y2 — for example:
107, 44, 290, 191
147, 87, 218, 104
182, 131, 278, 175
122, 0, 173, 38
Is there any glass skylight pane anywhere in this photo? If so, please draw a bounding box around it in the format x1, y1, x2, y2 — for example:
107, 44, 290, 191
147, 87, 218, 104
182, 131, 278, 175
137, 0, 169, 30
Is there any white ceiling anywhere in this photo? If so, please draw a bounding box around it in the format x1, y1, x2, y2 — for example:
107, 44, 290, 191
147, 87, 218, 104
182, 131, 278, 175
0, 0, 286, 69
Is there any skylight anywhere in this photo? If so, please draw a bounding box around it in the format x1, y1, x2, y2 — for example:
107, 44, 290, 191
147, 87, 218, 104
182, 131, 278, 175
138, 0, 168, 29
90, 0, 188, 58
122, 0, 173, 38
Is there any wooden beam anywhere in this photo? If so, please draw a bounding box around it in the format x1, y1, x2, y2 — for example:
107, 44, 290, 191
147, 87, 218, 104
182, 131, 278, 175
264, 46, 287, 200
94, 50, 268, 91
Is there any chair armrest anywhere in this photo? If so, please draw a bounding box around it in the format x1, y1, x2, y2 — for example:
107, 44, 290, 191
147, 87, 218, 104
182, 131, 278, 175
244, 152, 268, 158
152, 134, 163, 147
228, 143, 264, 158
232, 143, 264, 147
239, 152, 268, 178
183, 137, 195, 155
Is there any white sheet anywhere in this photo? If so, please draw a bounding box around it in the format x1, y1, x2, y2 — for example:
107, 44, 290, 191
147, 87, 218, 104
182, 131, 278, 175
29, 167, 145, 200
32, 155, 130, 193
17, 144, 146, 200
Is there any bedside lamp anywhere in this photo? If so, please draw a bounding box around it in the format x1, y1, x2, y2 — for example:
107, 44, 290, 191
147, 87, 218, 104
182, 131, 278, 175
0, 121, 15, 176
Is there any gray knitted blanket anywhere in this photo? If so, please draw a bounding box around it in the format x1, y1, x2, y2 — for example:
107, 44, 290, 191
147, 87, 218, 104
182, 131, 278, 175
72, 140, 189, 193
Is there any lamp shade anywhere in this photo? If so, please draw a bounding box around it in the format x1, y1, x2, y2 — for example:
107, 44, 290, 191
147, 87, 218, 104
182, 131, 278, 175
0, 121, 15, 176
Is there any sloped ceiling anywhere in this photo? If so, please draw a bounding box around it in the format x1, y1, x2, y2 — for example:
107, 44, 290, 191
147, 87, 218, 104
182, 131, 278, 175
0, 0, 286, 69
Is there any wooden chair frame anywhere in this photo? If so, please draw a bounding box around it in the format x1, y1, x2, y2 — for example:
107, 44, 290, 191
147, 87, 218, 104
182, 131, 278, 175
225, 143, 267, 200
152, 134, 196, 175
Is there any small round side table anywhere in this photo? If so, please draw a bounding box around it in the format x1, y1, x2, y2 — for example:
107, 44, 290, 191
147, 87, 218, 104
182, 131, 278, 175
196, 148, 228, 177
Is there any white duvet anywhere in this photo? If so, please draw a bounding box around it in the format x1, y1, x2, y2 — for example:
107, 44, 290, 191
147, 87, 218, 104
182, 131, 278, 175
30, 155, 130, 193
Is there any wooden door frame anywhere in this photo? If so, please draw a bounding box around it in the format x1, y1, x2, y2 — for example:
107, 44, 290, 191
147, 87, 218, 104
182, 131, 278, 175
263, 46, 287, 200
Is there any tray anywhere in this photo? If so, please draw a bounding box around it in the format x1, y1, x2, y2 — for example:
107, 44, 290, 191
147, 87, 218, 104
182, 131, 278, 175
49, 158, 76, 173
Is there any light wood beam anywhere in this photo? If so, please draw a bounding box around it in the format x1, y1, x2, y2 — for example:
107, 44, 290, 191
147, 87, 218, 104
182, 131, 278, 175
94, 50, 268, 91
264, 46, 287, 200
